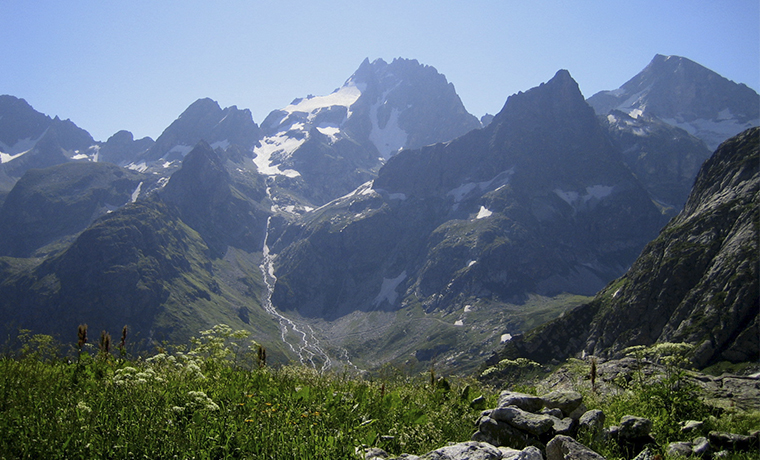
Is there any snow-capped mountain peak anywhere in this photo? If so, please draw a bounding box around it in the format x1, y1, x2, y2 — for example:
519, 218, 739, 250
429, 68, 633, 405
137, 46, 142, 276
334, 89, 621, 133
254, 58, 480, 179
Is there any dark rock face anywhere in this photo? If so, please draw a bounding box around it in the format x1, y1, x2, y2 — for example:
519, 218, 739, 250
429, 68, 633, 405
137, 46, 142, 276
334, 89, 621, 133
160, 141, 269, 257
600, 111, 712, 208
272, 70, 667, 320
0, 162, 147, 257
99, 130, 154, 165
500, 127, 759, 368
0, 95, 54, 150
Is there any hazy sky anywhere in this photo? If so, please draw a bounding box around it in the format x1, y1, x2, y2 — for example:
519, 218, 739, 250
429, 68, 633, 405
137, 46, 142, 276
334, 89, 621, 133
2, 1, 758, 141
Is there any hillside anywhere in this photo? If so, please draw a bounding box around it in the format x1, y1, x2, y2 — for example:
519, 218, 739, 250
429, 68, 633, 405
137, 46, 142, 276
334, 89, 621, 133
498, 127, 759, 368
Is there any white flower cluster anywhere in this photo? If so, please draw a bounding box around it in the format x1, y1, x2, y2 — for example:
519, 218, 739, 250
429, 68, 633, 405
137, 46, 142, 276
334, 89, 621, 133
171, 390, 220, 414
112, 366, 165, 386
76, 401, 92, 414
145, 351, 206, 380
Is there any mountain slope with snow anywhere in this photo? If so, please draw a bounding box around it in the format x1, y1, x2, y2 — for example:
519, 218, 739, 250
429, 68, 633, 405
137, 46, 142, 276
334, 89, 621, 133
254, 58, 481, 207
588, 54, 759, 151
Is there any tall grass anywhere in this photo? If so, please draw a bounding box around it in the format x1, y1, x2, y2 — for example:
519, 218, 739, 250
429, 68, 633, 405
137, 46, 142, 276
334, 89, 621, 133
0, 325, 492, 459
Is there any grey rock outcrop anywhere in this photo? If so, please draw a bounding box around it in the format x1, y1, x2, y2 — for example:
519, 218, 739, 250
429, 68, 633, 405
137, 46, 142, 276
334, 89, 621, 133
545, 435, 605, 460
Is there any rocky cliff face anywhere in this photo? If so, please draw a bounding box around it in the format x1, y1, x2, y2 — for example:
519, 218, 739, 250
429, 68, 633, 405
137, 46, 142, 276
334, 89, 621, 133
600, 111, 712, 208
160, 141, 270, 257
500, 127, 759, 367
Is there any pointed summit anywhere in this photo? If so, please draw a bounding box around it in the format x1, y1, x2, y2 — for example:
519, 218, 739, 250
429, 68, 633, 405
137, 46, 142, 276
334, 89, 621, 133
588, 54, 760, 149
143, 98, 261, 162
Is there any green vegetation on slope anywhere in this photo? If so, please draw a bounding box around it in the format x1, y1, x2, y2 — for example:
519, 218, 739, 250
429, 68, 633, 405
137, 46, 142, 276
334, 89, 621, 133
0, 325, 490, 459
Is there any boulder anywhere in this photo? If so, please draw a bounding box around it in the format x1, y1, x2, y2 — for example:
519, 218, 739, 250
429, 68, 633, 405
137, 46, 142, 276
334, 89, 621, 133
666, 442, 694, 457
550, 416, 577, 436
498, 391, 545, 413
617, 416, 653, 440
577, 410, 606, 439
499, 446, 543, 460
680, 420, 704, 435
541, 408, 564, 419
541, 391, 583, 416
420, 441, 503, 460
692, 437, 711, 457
631, 446, 657, 460
545, 435, 606, 460
473, 416, 531, 449
491, 406, 555, 436
708, 431, 759, 452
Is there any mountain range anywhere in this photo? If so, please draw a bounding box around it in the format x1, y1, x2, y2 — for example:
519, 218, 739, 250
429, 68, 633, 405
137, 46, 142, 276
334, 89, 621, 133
0, 55, 757, 373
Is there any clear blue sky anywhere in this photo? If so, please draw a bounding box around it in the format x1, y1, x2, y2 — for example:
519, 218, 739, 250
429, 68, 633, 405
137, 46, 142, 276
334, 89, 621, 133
1, 1, 758, 141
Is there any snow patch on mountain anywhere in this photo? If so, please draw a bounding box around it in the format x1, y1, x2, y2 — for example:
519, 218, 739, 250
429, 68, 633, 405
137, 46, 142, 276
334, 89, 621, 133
131, 182, 143, 202
283, 82, 363, 117
211, 139, 230, 150
555, 185, 614, 208
373, 271, 407, 307
255, 81, 365, 176
369, 102, 407, 159
661, 113, 759, 151
476, 206, 493, 219
168, 144, 193, 157
0, 149, 28, 163
447, 168, 515, 209
252, 133, 305, 176
126, 161, 148, 173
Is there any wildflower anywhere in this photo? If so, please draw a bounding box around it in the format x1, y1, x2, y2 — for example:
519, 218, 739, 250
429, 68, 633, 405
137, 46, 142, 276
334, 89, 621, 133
76, 401, 92, 414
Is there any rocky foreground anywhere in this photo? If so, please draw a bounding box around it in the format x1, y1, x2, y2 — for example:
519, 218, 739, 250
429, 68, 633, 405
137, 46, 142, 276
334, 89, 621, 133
363, 387, 759, 460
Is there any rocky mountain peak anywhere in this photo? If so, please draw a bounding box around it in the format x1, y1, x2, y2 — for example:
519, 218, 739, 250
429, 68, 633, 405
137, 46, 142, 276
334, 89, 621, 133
0, 95, 52, 152
587, 54, 760, 150
143, 98, 261, 162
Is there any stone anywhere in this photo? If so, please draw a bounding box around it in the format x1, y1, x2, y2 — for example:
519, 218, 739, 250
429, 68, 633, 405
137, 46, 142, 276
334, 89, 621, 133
491, 406, 555, 436
666, 442, 694, 457
541, 408, 564, 418
471, 396, 488, 410
567, 403, 588, 421
366, 447, 390, 459
541, 390, 583, 415
680, 420, 704, 435
708, 431, 759, 452
498, 391, 545, 413
617, 415, 653, 440
577, 410, 606, 439
692, 437, 711, 457
550, 416, 577, 436
545, 435, 606, 460
420, 441, 503, 460
631, 446, 658, 460
499, 446, 543, 460
473, 416, 530, 449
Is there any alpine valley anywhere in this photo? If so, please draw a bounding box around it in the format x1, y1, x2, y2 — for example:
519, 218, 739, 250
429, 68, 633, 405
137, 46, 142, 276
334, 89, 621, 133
0, 56, 757, 374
